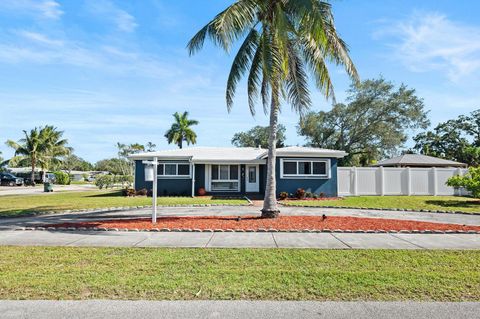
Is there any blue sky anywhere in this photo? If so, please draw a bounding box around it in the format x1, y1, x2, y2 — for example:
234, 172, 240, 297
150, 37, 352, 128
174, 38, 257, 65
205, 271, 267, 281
0, 0, 479, 162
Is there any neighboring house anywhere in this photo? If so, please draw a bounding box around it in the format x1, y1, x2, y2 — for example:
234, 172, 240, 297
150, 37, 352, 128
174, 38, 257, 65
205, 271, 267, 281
372, 154, 467, 168
130, 146, 347, 197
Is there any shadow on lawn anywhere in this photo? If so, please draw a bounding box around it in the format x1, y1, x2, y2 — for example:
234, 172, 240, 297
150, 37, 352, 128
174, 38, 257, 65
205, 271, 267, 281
425, 199, 480, 209
84, 190, 124, 198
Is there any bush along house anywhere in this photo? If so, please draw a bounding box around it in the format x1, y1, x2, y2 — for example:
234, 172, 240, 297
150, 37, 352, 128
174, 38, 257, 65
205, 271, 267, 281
129, 146, 347, 197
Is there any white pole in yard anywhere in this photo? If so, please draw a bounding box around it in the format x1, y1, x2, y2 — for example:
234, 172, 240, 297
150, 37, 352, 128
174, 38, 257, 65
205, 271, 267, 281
152, 157, 158, 224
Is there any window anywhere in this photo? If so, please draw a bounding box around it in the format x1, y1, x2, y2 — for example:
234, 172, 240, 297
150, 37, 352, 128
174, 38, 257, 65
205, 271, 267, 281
211, 165, 240, 191
281, 159, 329, 178
157, 163, 191, 178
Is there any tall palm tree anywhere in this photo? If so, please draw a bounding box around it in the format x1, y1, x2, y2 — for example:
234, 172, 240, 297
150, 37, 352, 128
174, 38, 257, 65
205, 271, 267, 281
164, 111, 199, 149
188, 0, 358, 218
6, 126, 71, 185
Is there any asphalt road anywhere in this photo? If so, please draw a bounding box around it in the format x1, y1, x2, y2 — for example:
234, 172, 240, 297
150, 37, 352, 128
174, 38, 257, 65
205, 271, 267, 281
1, 301, 479, 319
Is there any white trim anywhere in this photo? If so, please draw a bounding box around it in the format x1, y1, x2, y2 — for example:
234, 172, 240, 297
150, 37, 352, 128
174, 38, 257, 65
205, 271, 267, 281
280, 158, 330, 179
209, 164, 241, 192
157, 162, 191, 179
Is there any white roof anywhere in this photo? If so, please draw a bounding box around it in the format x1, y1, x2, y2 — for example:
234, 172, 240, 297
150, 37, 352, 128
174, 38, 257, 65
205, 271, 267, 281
129, 146, 347, 163
270, 146, 347, 158
372, 154, 467, 167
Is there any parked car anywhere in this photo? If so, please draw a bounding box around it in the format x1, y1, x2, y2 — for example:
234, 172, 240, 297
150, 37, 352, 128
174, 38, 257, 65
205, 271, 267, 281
0, 172, 24, 186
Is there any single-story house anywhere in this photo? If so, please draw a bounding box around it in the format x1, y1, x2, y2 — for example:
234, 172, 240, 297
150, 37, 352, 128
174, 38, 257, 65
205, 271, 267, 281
129, 146, 347, 197
372, 154, 467, 168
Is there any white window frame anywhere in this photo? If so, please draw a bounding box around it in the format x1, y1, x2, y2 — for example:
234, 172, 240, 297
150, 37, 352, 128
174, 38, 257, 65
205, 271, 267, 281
157, 162, 192, 179
280, 158, 330, 179
210, 164, 241, 192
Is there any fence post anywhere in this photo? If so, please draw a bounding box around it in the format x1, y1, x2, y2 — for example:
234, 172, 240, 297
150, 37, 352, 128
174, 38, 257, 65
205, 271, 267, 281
432, 167, 438, 196
379, 166, 385, 196
352, 167, 358, 196
406, 167, 412, 196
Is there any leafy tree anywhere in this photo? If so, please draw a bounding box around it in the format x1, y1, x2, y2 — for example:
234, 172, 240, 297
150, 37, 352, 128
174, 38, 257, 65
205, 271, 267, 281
447, 167, 480, 198
6, 126, 71, 185
164, 111, 199, 149
61, 154, 94, 173
413, 109, 480, 165
232, 125, 286, 148
188, 0, 358, 217
95, 158, 130, 175
298, 78, 429, 166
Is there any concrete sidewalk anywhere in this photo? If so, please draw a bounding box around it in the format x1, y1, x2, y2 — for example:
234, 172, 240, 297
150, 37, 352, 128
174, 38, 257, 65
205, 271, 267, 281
1, 230, 480, 249
1, 300, 479, 319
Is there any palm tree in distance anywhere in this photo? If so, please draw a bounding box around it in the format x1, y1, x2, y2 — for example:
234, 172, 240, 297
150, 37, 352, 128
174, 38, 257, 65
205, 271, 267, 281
188, 0, 359, 218
6, 126, 71, 185
164, 111, 199, 149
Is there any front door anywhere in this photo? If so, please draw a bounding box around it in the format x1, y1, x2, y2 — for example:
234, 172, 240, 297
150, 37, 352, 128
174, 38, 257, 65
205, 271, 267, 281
245, 165, 259, 192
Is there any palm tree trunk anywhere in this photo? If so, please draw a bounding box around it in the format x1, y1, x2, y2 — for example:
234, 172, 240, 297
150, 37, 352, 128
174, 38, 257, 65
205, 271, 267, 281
261, 88, 280, 218
179, 139, 183, 149
30, 158, 36, 187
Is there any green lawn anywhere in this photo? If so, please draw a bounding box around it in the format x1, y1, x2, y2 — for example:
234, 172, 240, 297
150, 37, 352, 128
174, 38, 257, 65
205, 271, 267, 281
282, 196, 480, 214
0, 190, 248, 217
0, 247, 478, 301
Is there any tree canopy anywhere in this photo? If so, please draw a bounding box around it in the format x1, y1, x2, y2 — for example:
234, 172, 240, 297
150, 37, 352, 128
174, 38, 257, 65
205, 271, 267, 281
298, 78, 430, 166
61, 154, 94, 173
164, 111, 198, 149
413, 109, 480, 166
6, 126, 71, 184
232, 125, 286, 148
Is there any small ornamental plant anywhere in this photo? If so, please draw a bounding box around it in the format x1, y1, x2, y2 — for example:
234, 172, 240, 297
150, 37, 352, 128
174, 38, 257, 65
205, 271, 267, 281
446, 167, 480, 198
295, 188, 306, 199
278, 192, 289, 200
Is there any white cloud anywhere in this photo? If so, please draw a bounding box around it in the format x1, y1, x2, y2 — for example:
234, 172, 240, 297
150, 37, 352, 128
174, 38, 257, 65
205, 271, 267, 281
376, 12, 480, 82
0, 0, 63, 19
16, 30, 64, 46
85, 0, 138, 32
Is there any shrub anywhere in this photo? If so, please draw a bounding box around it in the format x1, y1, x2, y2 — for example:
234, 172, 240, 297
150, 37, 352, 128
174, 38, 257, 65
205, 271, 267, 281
136, 188, 148, 196
198, 187, 207, 196
447, 167, 480, 198
95, 175, 114, 189
295, 188, 306, 199
278, 192, 289, 200
318, 192, 326, 198
53, 171, 70, 185
305, 191, 313, 198
122, 188, 136, 197
312, 193, 318, 199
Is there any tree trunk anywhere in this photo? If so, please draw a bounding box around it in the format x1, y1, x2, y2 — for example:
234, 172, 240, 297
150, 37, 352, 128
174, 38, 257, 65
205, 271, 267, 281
30, 158, 36, 187
261, 88, 280, 218
179, 139, 183, 149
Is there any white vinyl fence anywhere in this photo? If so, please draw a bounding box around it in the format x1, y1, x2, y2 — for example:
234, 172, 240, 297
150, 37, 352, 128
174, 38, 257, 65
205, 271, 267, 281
338, 167, 468, 197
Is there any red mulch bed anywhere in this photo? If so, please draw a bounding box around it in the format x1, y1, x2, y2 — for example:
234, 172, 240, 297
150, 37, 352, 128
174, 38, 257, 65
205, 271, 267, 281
45, 215, 480, 232
281, 197, 343, 201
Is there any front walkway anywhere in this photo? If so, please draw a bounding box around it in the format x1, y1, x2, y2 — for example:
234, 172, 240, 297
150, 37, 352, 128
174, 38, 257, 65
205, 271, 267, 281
1, 230, 479, 249
1, 300, 479, 319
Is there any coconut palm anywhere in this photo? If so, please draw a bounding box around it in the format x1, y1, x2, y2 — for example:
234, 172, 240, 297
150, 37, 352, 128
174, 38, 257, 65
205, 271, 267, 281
164, 111, 199, 149
188, 0, 358, 218
6, 126, 71, 185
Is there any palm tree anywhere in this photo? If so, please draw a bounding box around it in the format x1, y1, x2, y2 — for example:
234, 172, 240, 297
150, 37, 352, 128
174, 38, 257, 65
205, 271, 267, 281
164, 111, 199, 149
188, 0, 358, 218
6, 126, 71, 185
